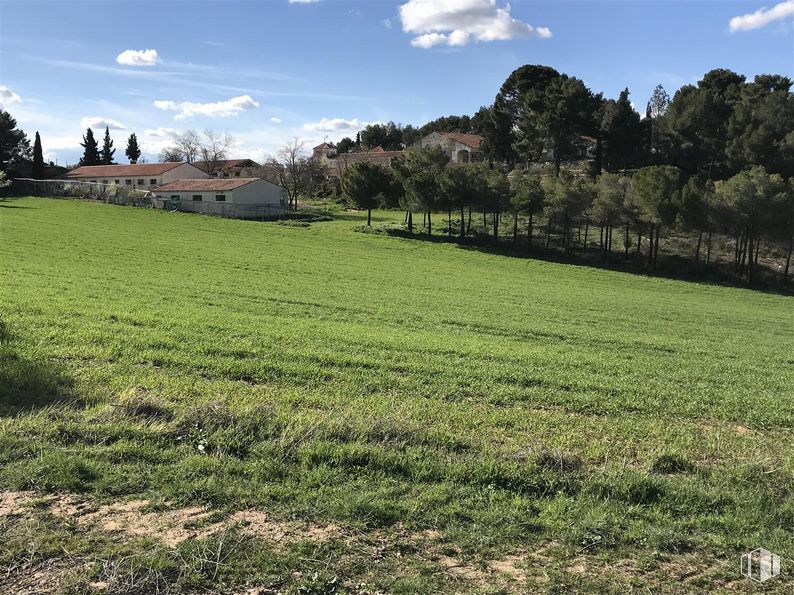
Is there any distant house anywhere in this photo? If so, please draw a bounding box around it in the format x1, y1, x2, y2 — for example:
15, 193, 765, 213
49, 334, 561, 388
313, 142, 403, 179
312, 143, 337, 160
418, 132, 485, 163
65, 162, 209, 190
153, 178, 288, 218
538, 135, 598, 163
194, 159, 262, 178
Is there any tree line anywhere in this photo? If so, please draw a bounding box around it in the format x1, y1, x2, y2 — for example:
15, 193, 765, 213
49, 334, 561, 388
343, 153, 793, 287
337, 65, 794, 288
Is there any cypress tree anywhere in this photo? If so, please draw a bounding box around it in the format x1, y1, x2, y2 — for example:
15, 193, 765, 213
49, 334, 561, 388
125, 133, 141, 164
32, 131, 44, 179
100, 126, 116, 164
79, 128, 100, 166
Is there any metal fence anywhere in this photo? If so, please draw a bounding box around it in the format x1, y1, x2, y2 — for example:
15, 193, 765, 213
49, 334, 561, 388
152, 198, 289, 220
10, 178, 152, 207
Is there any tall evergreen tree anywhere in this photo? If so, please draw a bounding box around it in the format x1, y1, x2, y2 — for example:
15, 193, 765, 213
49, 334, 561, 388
600, 88, 643, 172
125, 133, 141, 164
0, 110, 31, 172
79, 128, 100, 166
32, 131, 44, 179
100, 126, 115, 165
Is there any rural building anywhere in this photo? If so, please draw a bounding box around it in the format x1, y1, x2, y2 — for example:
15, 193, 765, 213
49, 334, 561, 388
312, 142, 337, 160
65, 162, 209, 190
195, 158, 262, 178
539, 135, 598, 163
418, 132, 485, 163
152, 178, 288, 219
315, 131, 487, 179
322, 146, 405, 179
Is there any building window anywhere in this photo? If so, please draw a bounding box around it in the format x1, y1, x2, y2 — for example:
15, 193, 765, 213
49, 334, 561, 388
150, 179, 157, 185
170, 195, 180, 199
192, 195, 202, 201
234, 171, 240, 177
125, 179, 132, 186
136, 179, 144, 185
90, 180, 97, 183
215, 195, 226, 202
114, 180, 120, 184
103, 179, 108, 184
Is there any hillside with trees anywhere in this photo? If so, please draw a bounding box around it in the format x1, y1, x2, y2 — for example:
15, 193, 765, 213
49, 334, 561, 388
336, 65, 794, 289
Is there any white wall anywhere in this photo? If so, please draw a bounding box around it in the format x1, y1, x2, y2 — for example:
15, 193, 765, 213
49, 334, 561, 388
157, 180, 287, 207
76, 163, 209, 190
232, 180, 288, 206
161, 164, 210, 184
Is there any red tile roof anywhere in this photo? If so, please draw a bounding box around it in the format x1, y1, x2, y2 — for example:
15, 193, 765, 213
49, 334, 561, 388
314, 142, 336, 150
67, 163, 189, 178
154, 178, 262, 192
195, 159, 260, 170
439, 133, 484, 150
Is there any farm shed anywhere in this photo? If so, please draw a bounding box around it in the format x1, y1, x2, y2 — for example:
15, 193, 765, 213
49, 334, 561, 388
153, 178, 289, 219
65, 162, 209, 191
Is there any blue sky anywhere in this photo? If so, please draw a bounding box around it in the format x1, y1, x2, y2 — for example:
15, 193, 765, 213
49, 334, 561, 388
0, 0, 792, 165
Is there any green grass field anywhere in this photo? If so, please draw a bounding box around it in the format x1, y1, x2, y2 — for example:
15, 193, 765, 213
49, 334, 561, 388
1, 197, 793, 594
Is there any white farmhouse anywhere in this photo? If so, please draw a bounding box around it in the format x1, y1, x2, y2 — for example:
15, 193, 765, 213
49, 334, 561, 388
153, 178, 289, 219
65, 162, 209, 190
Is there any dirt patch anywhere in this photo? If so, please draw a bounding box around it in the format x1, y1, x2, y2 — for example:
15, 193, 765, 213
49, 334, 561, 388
0, 490, 39, 516
0, 560, 77, 595
230, 509, 342, 544
1, 490, 344, 551
488, 554, 528, 583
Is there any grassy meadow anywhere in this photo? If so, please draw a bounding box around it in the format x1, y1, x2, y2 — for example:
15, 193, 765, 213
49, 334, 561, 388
1, 196, 793, 593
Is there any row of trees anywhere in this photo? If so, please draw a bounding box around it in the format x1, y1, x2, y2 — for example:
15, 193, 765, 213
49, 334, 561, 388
77, 127, 141, 166
0, 110, 147, 178
330, 65, 792, 185
341, 148, 794, 287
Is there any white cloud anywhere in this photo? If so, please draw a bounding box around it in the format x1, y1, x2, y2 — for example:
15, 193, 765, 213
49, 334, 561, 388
140, 128, 182, 155
302, 117, 376, 133
43, 135, 82, 151
116, 48, 159, 66
80, 116, 126, 130
0, 86, 21, 108
154, 95, 260, 120
399, 0, 551, 48
729, 0, 794, 32
270, 117, 283, 124
381, 18, 393, 29
144, 127, 179, 139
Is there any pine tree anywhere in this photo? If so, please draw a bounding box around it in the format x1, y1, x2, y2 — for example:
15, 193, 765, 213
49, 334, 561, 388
32, 131, 44, 179
100, 126, 115, 165
125, 133, 141, 164
79, 128, 100, 166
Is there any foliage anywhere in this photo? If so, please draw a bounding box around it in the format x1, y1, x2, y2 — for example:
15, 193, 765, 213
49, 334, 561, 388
31, 131, 44, 179
340, 161, 396, 225
600, 88, 643, 172
0, 110, 30, 171
631, 165, 681, 226
125, 133, 142, 164
100, 126, 116, 165
360, 122, 404, 151
79, 128, 101, 166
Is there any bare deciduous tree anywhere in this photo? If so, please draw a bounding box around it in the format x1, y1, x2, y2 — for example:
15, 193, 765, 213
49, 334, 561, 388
264, 138, 322, 209
174, 130, 201, 163
200, 129, 236, 177
159, 130, 236, 175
